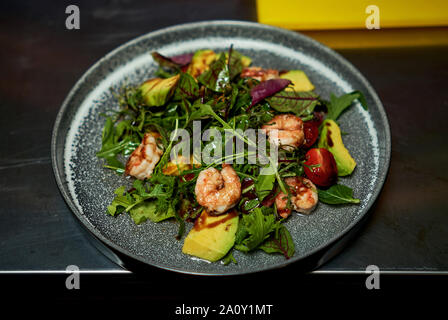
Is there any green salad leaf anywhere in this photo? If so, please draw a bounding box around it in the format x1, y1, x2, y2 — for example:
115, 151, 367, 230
197, 53, 229, 92
234, 207, 281, 252
259, 225, 295, 259
317, 184, 360, 204
255, 166, 276, 201
129, 201, 175, 224
268, 90, 319, 116
173, 72, 199, 101
326, 91, 368, 120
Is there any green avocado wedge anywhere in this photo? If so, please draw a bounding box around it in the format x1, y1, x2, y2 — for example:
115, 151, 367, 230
280, 70, 315, 92
318, 119, 356, 176
182, 210, 239, 262
139, 74, 180, 107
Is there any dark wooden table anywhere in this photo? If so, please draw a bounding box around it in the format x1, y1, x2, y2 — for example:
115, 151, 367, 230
1, 0, 447, 310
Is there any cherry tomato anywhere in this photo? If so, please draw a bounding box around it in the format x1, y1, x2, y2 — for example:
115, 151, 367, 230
303, 121, 319, 148
302, 112, 324, 149
304, 148, 338, 187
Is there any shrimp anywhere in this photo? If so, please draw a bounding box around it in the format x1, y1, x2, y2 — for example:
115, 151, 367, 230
125, 132, 163, 180
241, 67, 279, 82
261, 114, 305, 151
195, 164, 242, 214
275, 177, 318, 218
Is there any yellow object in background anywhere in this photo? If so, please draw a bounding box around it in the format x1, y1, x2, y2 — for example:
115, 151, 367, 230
256, 0, 448, 48
257, 0, 448, 30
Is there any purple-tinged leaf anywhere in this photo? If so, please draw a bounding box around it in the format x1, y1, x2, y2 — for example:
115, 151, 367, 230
173, 72, 199, 101
197, 53, 229, 93
268, 90, 319, 116
249, 78, 291, 109
259, 225, 295, 259
170, 53, 194, 66
151, 52, 193, 70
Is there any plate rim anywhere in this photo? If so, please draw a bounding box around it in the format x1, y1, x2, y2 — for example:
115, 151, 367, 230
51, 20, 391, 276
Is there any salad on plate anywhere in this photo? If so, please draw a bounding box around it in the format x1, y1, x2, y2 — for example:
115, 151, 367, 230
96, 46, 368, 264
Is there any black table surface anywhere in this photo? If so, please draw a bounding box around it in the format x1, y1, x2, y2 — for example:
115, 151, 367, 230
1, 0, 448, 305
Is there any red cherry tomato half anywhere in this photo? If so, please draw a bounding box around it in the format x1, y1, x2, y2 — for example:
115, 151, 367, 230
303, 121, 319, 149
304, 148, 338, 187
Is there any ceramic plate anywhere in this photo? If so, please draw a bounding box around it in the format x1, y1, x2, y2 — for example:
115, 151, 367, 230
51, 21, 391, 275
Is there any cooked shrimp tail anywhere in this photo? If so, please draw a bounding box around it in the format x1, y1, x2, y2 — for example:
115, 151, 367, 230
195, 164, 242, 214
275, 176, 318, 218
125, 132, 163, 180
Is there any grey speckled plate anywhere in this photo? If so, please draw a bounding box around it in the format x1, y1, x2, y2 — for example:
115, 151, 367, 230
51, 21, 390, 275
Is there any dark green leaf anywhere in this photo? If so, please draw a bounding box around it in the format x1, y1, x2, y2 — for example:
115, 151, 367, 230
326, 91, 368, 120
255, 166, 276, 201
227, 47, 244, 80
234, 207, 280, 252
197, 53, 229, 92
243, 199, 260, 211
173, 72, 199, 101
318, 184, 360, 205
151, 52, 181, 70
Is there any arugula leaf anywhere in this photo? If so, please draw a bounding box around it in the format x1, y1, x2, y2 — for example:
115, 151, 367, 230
221, 251, 237, 265
317, 184, 360, 205
267, 90, 319, 116
259, 225, 295, 259
197, 53, 229, 92
326, 91, 368, 120
188, 103, 216, 123
234, 207, 280, 252
107, 186, 132, 216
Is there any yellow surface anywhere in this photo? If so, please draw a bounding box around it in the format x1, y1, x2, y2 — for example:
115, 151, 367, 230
301, 27, 448, 48
257, 0, 448, 30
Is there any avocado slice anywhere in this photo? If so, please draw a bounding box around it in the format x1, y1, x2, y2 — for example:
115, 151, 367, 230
318, 119, 356, 176
182, 210, 239, 262
280, 70, 315, 92
139, 74, 180, 107
187, 49, 217, 78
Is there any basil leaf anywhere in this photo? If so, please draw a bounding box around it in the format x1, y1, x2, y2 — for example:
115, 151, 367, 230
259, 225, 295, 259
268, 90, 319, 116
317, 184, 360, 205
